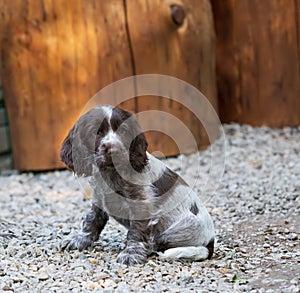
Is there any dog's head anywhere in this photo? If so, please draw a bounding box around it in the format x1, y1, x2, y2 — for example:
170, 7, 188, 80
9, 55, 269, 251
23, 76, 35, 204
60, 105, 148, 176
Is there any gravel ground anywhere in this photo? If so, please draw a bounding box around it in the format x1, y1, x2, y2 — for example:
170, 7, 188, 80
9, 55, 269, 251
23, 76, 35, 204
0, 124, 299, 292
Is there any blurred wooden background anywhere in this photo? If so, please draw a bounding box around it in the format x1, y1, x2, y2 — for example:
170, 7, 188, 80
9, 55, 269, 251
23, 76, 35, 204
0, 0, 217, 170
0, 0, 299, 171
211, 0, 300, 126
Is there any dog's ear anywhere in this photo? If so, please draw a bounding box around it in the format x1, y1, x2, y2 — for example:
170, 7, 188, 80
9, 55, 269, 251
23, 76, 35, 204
60, 124, 93, 177
60, 125, 75, 172
129, 133, 148, 172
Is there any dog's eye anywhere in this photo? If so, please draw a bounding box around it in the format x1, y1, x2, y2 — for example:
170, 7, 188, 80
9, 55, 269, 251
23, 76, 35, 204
118, 125, 128, 135
96, 119, 109, 136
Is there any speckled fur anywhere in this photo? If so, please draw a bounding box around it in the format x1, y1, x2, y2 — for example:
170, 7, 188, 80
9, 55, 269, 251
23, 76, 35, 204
60, 105, 215, 266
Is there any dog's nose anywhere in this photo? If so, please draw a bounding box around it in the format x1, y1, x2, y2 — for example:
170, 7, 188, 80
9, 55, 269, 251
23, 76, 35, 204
101, 143, 112, 154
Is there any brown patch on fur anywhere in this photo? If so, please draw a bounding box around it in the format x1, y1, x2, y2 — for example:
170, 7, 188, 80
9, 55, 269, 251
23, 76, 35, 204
190, 203, 199, 215
206, 237, 214, 259
153, 168, 184, 197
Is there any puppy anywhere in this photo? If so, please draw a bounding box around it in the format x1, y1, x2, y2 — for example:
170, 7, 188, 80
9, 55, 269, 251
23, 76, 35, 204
60, 105, 215, 266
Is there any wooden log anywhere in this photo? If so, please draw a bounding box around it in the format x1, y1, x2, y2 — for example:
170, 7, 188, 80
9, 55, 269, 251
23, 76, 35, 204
0, 0, 134, 170
0, 0, 218, 170
211, 0, 300, 127
126, 0, 218, 156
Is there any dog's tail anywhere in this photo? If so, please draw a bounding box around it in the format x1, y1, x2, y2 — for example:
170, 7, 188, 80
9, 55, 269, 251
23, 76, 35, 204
158, 246, 209, 261
157, 238, 214, 261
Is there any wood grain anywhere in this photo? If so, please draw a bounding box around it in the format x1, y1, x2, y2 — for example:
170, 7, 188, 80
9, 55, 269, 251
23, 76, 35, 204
126, 0, 218, 156
212, 0, 300, 126
0, 0, 134, 170
0, 0, 218, 169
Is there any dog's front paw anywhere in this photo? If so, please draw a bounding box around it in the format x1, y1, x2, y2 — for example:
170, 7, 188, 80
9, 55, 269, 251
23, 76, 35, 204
60, 233, 93, 251
117, 246, 147, 266
117, 251, 147, 266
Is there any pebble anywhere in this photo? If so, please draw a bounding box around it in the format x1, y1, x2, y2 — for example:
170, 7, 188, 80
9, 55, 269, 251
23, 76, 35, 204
0, 124, 299, 292
287, 233, 298, 241
2, 284, 12, 291
38, 273, 50, 281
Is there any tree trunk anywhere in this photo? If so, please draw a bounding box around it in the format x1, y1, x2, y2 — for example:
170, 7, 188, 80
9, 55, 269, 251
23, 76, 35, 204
0, 0, 217, 170
211, 0, 300, 127
126, 0, 217, 155
0, 0, 134, 170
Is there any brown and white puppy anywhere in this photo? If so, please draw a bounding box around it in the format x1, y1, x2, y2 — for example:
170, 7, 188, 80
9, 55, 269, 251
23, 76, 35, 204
60, 105, 215, 266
